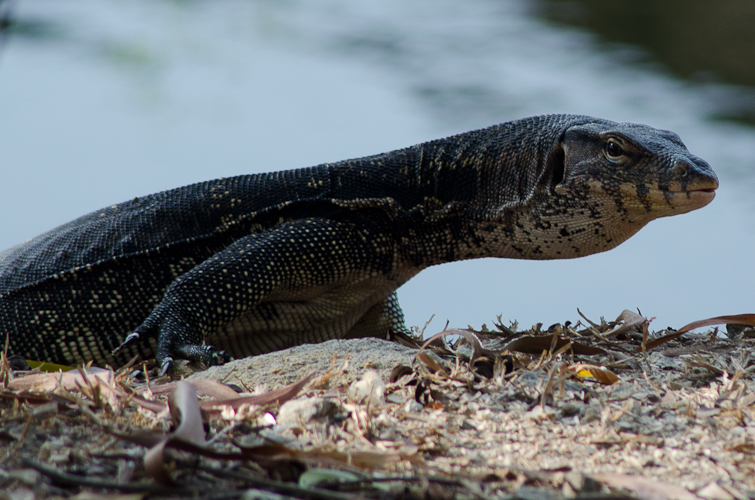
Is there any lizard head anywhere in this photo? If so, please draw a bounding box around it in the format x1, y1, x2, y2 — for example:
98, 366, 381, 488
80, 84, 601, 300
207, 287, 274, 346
495, 118, 721, 260
439, 115, 718, 261
555, 120, 718, 223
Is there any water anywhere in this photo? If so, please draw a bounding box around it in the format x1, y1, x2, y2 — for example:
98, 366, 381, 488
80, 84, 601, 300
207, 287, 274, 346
1, 0, 753, 335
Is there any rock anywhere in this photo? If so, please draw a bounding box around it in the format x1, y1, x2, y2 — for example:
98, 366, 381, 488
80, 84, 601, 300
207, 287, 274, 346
277, 396, 338, 426
188, 338, 417, 392
348, 370, 386, 406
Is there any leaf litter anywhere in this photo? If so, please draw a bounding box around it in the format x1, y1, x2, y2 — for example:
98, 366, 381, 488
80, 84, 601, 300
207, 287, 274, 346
0, 310, 754, 499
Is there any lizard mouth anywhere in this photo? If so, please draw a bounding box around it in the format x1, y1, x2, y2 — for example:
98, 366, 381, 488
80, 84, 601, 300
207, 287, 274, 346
655, 170, 719, 210
660, 186, 716, 210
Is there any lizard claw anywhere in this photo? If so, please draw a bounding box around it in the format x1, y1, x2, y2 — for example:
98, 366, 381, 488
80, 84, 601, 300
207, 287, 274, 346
159, 356, 174, 377
113, 331, 141, 355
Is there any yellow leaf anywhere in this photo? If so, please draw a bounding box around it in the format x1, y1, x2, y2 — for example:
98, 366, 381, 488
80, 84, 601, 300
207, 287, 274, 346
569, 364, 619, 385
26, 360, 76, 372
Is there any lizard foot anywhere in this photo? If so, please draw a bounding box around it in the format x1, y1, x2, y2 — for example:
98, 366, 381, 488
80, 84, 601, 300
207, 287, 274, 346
158, 344, 232, 376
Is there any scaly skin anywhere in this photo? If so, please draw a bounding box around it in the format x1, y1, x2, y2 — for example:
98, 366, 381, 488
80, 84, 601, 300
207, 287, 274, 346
0, 115, 718, 373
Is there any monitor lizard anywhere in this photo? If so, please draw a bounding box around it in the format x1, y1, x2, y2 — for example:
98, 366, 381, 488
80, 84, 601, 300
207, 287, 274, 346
0, 114, 718, 374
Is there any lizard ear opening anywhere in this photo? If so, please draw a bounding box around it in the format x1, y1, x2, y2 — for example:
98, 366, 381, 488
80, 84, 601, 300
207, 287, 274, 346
548, 143, 566, 187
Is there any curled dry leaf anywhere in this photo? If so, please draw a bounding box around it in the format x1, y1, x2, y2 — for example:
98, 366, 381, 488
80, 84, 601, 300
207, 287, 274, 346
115, 371, 317, 475
676, 314, 755, 334
148, 378, 240, 400
168, 381, 207, 444
142, 441, 173, 484
416, 328, 522, 381
117, 372, 318, 484
608, 309, 648, 338
637, 332, 687, 353
420, 329, 495, 363
200, 372, 314, 417
637, 314, 755, 353
144, 381, 207, 485
389, 364, 414, 384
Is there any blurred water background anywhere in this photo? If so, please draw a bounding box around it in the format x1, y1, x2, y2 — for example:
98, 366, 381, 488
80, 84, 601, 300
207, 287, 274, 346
0, 0, 753, 333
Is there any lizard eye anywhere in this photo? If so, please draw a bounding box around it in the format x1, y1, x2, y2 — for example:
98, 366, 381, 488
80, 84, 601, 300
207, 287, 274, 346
604, 139, 625, 163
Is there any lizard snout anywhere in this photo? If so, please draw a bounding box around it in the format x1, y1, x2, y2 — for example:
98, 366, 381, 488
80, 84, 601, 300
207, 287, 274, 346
673, 158, 719, 193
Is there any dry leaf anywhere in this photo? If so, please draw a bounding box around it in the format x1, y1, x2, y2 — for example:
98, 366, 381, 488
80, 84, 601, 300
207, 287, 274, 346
676, 314, 755, 334
148, 378, 240, 399
7, 369, 112, 394
71, 493, 145, 500
696, 482, 739, 500
144, 381, 207, 484
200, 372, 314, 417
415, 351, 447, 375
168, 381, 207, 444
235, 441, 419, 470
568, 364, 619, 385
590, 472, 699, 500
503, 335, 605, 356
640, 314, 755, 353
728, 443, 755, 454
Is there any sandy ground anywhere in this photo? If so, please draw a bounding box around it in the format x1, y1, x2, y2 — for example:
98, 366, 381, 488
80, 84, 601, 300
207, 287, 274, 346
1, 315, 754, 499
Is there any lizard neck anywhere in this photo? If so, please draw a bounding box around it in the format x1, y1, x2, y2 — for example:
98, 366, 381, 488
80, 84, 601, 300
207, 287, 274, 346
402, 186, 650, 267
402, 116, 646, 266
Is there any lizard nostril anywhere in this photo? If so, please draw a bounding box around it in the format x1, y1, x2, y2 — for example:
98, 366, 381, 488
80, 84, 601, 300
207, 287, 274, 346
673, 164, 689, 178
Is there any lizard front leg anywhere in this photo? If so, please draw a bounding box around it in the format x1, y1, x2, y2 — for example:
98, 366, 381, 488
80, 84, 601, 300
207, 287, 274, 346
126, 217, 395, 374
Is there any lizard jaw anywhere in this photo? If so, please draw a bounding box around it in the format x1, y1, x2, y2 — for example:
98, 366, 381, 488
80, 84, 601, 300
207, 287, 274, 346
610, 184, 718, 221
646, 171, 719, 213
661, 187, 716, 211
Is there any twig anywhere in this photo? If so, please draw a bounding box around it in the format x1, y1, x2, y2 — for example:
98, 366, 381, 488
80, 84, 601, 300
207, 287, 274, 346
419, 313, 435, 338
202, 465, 360, 500
577, 308, 607, 341
335, 475, 486, 499
0, 412, 33, 465
22, 458, 202, 494
336, 474, 466, 487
